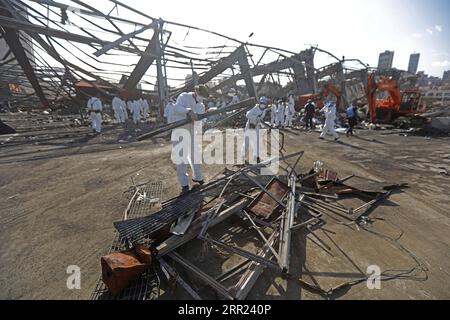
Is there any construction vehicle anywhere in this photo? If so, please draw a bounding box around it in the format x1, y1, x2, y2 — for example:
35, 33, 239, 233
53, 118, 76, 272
367, 74, 425, 123
297, 83, 342, 111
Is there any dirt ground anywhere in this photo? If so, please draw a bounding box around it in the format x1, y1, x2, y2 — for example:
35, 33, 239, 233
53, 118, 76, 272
0, 114, 449, 300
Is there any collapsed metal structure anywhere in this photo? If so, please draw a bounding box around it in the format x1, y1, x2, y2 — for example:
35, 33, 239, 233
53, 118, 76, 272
0, 0, 371, 113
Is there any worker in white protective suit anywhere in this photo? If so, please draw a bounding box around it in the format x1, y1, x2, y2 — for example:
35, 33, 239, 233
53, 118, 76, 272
285, 94, 296, 128
319, 101, 340, 141
270, 100, 277, 127
86, 93, 103, 134
171, 85, 209, 194
140, 98, 150, 121
164, 98, 175, 124
119, 97, 127, 123
241, 96, 268, 164
112, 96, 125, 124
119, 97, 128, 123
131, 99, 141, 125
276, 100, 285, 128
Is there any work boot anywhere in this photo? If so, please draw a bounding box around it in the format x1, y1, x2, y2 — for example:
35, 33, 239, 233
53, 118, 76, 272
181, 186, 190, 194
192, 179, 204, 186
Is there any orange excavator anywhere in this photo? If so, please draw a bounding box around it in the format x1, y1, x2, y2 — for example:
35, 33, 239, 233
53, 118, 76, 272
367, 74, 424, 123
297, 83, 342, 111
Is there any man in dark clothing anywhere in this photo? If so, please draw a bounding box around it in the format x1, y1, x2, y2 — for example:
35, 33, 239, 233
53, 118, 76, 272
304, 99, 316, 130
346, 101, 358, 136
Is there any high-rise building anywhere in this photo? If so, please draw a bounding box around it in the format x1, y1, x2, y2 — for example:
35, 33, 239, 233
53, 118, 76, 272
408, 53, 420, 74
443, 70, 450, 82
378, 50, 394, 70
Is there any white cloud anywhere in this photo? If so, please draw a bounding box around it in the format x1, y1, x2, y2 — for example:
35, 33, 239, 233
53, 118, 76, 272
412, 33, 423, 39
431, 60, 450, 67
426, 28, 433, 35
435, 25, 442, 32
429, 51, 449, 57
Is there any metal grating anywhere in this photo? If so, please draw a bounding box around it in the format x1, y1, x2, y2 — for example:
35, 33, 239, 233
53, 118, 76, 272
90, 182, 163, 300
113, 194, 204, 243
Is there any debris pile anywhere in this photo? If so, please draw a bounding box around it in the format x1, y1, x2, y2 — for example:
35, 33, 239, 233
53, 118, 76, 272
93, 152, 406, 300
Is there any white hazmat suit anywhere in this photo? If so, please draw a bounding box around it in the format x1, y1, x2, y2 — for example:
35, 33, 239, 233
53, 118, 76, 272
242, 104, 266, 163
276, 102, 285, 128
140, 98, 150, 121
164, 100, 175, 124
285, 96, 296, 127
320, 102, 339, 140
131, 100, 141, 124
171, 92, 205, 188
271, 103, 277, 126
87, 97, 102, 133
112, 97, 126, 123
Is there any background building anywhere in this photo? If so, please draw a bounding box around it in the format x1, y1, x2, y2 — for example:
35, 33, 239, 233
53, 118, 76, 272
443, 70, 450, 82
408, 53, 420, 74
378, 50, 394, 70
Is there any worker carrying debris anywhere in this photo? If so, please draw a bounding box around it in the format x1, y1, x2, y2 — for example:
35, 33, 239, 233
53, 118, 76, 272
285, 94, 296, 128
112, 96, 126, 124
87, 93, 103, 134
319, 101, 339, 141
171, 85, 209, 194
241, 96, 268, 164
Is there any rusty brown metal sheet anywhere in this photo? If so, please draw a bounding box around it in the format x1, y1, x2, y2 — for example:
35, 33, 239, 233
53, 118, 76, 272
246, 178, 290, 219
318, 168, 339, 182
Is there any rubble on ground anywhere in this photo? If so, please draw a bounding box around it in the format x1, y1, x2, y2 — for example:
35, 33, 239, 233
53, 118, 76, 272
92, 152, 406, 300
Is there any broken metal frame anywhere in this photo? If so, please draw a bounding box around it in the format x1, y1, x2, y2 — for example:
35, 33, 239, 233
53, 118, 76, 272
158, 256, 202, 300
231, 231, 278, 300
167, 251, 235, 300
0, 0, 370, 115
278, 174, 297, 273
199, 234, 280, 271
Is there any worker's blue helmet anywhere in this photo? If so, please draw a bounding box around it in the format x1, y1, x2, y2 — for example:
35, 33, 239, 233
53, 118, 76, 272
259, 96, 269, 105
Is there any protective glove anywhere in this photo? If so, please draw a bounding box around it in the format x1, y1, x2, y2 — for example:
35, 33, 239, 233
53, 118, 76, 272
187, 110, 199, 122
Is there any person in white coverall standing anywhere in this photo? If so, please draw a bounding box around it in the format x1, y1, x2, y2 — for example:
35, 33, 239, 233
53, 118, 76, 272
112, 96, 126, 124
319, 101, 340, 141
131, 99, 141, 125
171, 85, 209, 194
164, 98, 175, 124
271, 100, 277, 127
242, 96, 268, 164
276, 100, 285, 128
140, 98, 150, 121
284, 94, 296, 128
87, 93, 103, 134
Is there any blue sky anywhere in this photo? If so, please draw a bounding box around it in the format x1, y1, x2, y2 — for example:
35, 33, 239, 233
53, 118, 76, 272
128, 0, 450, 77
